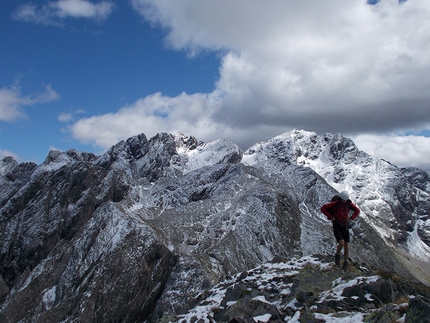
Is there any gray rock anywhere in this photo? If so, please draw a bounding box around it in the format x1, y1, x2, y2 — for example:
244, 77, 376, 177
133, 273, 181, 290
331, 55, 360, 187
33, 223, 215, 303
405, 296, 430, 323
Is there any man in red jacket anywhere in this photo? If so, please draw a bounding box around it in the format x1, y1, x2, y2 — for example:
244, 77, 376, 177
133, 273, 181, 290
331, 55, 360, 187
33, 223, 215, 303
321, 191, 360, 270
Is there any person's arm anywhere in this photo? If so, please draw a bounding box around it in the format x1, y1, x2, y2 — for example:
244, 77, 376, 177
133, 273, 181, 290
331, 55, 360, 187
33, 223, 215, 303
321, 201, 338, 221
349, 202, 360, 220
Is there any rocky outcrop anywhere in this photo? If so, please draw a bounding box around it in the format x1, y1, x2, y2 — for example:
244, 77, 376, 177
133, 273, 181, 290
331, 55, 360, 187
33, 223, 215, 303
172, 256, 430, 323
0, 158, 37, 208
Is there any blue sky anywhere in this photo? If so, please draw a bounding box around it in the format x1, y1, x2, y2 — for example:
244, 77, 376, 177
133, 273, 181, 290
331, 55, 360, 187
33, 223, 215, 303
1, 0, 430, 172
1, 0, 220, 161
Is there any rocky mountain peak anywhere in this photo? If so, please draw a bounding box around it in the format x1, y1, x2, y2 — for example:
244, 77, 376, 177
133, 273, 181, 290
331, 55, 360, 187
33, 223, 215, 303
0, 156, 18, 176
248, 129, 429, 254
42, 148, 97, 168
175, 132, 201, 151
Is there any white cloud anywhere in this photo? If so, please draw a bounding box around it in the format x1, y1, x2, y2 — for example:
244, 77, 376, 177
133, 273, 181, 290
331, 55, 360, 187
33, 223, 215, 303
130, 0, 430, 130
352, 133, 430, 171
58, 113, 74, 123
13, 0, 114, 24
58, 109, 85, 123
0, 88, 27, 122
54, 0, 114, 19
69, 0, 430, 171
69, 92, 222, 148
0, 84, 60, 122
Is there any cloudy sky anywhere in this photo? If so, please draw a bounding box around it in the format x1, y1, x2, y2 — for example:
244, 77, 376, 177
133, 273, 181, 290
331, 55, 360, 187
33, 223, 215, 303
1, 0, 430, 172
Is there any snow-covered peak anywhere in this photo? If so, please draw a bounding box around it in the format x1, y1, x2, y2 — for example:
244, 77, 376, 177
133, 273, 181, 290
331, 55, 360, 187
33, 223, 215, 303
175, 136, 243, 174
244, 129, 394, 200
41, 150, 77, 172
93, 132, 242, 181
36, 149, 97, 175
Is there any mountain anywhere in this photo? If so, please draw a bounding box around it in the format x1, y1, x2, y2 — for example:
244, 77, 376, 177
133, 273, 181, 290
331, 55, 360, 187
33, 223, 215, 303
0, 130, 429, 322
243, 130, 430, 282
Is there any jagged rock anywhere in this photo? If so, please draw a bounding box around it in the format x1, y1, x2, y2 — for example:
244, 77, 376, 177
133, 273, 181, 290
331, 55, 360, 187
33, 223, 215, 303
219, 298, 281, 322
365, 305, 404, 323
0, 275, 9, 302
0, 156, 18, 175
362, 278, 397, 304
405, 296, 430, 323
0, 159, 38, 208
175, 256, 430, 323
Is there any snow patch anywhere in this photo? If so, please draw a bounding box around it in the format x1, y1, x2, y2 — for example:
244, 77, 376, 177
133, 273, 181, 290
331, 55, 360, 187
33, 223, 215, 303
407, 220, 430, 261
314, 312, 365, 322
242, 153, 257, 166
178, 138, 241, 174
252, 295, 271, 304
253, 313, 271, 322
42, 286, 57, 310
319, 276, 380, 303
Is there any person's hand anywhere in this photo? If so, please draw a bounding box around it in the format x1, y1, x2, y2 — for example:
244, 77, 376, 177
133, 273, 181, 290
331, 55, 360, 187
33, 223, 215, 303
331, 218, 335, 222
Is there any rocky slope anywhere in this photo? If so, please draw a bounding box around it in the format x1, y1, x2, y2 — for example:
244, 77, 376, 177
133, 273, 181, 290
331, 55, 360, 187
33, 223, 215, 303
173, 255, 430, 323
0, 130, 429, 322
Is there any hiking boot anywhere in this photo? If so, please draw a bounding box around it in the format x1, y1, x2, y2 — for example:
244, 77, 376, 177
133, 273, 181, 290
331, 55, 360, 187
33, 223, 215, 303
342, 260, 349, 270
334, 253, 340, 266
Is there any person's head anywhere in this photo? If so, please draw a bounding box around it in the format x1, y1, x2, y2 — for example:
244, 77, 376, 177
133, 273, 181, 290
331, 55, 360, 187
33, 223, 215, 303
340, 191, 349, 203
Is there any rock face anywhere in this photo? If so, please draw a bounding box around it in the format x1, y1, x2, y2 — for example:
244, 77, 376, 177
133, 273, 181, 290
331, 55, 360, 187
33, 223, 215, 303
0, 130, 429, 322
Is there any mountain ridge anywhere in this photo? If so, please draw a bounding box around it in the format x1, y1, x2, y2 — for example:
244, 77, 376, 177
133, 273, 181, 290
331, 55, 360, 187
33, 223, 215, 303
1, 129, 429, 322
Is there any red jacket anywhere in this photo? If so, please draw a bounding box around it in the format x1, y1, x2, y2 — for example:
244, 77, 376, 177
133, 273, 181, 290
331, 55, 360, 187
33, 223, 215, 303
321, 200, 360, 224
